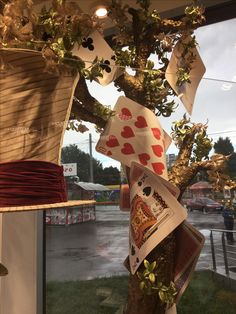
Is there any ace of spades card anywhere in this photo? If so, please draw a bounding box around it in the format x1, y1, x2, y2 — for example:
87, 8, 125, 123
165, 36, 206, 115
128, 162, 187, 274
96, 96, 171, 180
74, 30, 122, 86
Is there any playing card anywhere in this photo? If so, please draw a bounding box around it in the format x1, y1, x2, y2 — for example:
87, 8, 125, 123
165, 35, 206, 115
163, 129, 172, 151
120, 177, 180, 211
174, 221, 204, 303
165, 305, 177, 314
129, 162, 187, 274
96, 96, 170, 180
74, 30, 122, 86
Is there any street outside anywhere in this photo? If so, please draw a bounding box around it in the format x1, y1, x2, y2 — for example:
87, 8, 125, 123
46, 205, 236, 281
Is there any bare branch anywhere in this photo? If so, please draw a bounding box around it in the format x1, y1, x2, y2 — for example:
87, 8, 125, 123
71, 77, 110, 129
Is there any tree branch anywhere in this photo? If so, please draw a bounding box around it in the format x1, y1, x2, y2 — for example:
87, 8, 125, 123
71, 77, 109, 129
169, 154, 234, 200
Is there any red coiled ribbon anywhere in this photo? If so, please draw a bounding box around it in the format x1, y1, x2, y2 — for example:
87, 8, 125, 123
0, 160, 67, 207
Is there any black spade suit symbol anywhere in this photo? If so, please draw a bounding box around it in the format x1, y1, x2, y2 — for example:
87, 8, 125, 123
143, 186, 152, 197
82, 37, 94, 51
131, 245, 136, 255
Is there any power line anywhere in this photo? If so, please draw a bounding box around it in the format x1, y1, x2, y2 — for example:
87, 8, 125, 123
208, 130, 236, 136
63, 56, 236, 85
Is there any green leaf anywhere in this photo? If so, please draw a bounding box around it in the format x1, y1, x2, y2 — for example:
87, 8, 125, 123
158, 290, 165, 302
149, 261, 157, 272
161, 285, 168, 291
139, 281, 146, 291
144, 259, 150, 269
143, 269, 150, 277
147, 60, 154, 69
149, 273, 155, 283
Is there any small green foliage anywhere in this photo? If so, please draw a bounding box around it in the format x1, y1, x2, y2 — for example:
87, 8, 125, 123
176, 36, 197, 87
151, 10, 161, 21
192, 130, 213, 161
185, 5, 205, 25
176, 67, 191, 86
171, 115, 193, 148
113, 47, 136, 67
137, 259, 177, 307
0, 1, 98, 79
171, 115, 213, 162
67, 121, 89, 133
143, 61, 176, 116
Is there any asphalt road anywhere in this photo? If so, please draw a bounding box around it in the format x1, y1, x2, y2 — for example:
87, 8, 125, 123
46, 205, 235, 281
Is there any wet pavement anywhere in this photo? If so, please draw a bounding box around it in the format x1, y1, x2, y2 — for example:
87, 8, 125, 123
46, 205, 236, 281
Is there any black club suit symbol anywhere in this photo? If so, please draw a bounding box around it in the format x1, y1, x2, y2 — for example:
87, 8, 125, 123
100, 60, 112, 73
82, 37, 94, 51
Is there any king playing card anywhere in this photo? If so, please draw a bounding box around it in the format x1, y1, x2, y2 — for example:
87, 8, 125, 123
128, 162, 187, 274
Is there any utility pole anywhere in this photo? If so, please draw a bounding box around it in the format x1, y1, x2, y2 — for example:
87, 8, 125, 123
89, 133, 94, 182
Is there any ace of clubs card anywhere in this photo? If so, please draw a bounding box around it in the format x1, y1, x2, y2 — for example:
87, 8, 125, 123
128, 162, 187, 274
96, 96, 171, 180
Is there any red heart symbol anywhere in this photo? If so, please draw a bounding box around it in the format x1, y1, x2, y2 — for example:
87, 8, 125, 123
121, 126, 135, 138
152, 162, 165, 175
151, 145, 163, 157
138, 153, 150, 166
121, 143, 135, 155
135, 116, 147, 128
151, 128, 161, 140
106, 135, 119, 147
119, 107, 132, 120
107, 151, 112, 156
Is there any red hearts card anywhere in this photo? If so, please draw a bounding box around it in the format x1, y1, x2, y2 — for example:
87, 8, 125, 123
165, 35, 206, 115
128, 162, 187, 274
96, 96, 170, 180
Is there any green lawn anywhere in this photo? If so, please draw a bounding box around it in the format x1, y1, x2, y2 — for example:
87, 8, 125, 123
46, 271, 236, 314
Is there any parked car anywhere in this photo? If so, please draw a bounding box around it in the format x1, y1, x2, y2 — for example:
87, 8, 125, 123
186, 197, 224, 213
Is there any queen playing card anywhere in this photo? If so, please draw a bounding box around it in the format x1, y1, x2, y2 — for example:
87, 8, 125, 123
165, 35, 206, 115
96, 96, 170, 180
128, 162, 187, 274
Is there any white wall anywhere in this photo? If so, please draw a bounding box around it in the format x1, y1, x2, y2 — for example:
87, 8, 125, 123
0, 211, 43, 314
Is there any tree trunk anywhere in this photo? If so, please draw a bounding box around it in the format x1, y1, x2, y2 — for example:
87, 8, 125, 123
125, 234, 175, 314
123, 87, 176, 314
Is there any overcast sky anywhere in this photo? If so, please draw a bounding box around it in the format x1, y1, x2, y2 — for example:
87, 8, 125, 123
63, 18, 236, 169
